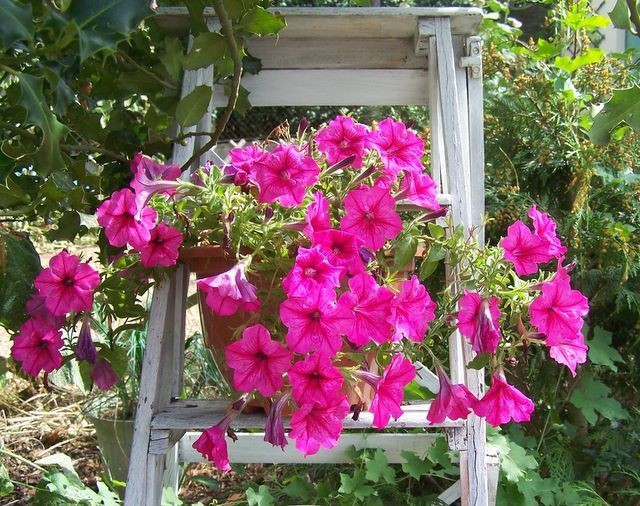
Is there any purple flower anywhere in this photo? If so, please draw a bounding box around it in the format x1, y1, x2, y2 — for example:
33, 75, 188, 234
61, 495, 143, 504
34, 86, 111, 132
75, 316, 97, 364
91, 358, 118, 390
264, 392, 291, 449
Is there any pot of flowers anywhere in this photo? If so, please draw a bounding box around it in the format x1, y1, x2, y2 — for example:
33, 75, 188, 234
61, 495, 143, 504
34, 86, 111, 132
9, 114, 590, 470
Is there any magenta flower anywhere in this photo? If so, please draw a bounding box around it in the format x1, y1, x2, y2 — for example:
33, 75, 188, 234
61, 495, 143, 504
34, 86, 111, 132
365, 117, 425, 176
303, 191, 332, 238
228, 144, 266, 184
225, 324, 292, 397
288, 353, 344, 407
91, 357, 118, 390
289, 395, 350, 456
75, 316, 97, 364
389, 275, 437, 343
11, 319, 63, 377
337, 273, 394, 346
254, 144, 320, 207
264, 392, 290, 449
281, 246, 343, 296
315, 115, 369, 168
500, 220, 554, 276
137, 222, 183, 268
34, 251, 100, 316
97, 188, 157, 249
399, 171, 441, 211
356, 354, 416, 429
529, 277, 588, 340
130, 152, 181, 195
25, 294, 66, 330
546, 333, 588, 377
457, 290, 502, 355
197, 259, 260, 316
340, 185, 402, 251
529, 205, 567, 258
312, 229, 365, 276
474, 373, 535, 427
280, 287, 350, 357
427, 367, 477, 424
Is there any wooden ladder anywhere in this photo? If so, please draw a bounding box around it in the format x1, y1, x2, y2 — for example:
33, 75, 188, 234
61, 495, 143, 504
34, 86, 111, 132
125, 7, 498, 505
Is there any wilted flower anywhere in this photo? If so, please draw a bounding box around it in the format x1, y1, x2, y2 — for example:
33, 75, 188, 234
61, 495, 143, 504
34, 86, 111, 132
75, 315, 97, 364
457, 291, 502, 355
264, 392, 290, 449
91, 357, 118, 390
197, 258, 260, 316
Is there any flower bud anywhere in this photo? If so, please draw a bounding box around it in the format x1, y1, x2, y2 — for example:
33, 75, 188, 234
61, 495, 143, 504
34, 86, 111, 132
75, 316, 97, 364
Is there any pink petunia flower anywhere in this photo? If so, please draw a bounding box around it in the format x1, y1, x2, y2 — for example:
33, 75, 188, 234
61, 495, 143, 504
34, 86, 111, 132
427, 367, 477, 424
25, 294, 66, 330
312, 229, 365, 276
228, 145, 266, 181
303, 191, 332, 238
196, 259, 260, 317
130, 153, 181, 197
91, 357, 119, 390
355, 354, 416, 429
34, 251, 100, 316
315, 115, 369, 168
289, 395, 350, 456
365, 117, 425, 176
264, 392, 290, 449
280, 287, 350, 357
136, 222, 183, 268
97, 188, 158, 249
529, 205, 567, 258
288, 353, 344, 407
11, 319, 63, 376
474, 373, 535, 427
500, 220, 554, 276
281, 246, 343, 296
545, 332, 588, 377
337, 273, 394, 346
225, 323, 292, 397
529, 277, 588, 340
399, 171, 441, 211
457, 290, 502, 355
389, 275, 437, 343
340, 185, 402, 251
254, 144, 320, 207
75, 316, 97, 364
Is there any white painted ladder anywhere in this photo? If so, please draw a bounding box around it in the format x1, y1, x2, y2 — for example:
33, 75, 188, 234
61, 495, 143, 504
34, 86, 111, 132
125, 7, 498, 505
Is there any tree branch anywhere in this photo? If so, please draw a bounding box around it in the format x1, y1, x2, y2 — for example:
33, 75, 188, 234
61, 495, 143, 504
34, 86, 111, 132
627, 0, 640, 36
180, 0, 243, 172
60, 144, 129, 162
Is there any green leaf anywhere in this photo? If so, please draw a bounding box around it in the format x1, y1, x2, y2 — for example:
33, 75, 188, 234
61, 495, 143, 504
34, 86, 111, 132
393, 234, 418, 272
338, 470, 374, 501
587, 326, 623, 372
282, 476, 313, 501
590, 85, 640, 145
467, 352, 491, 370
400, 450, 433, 479
427, 436, 457, 475
237, 6, 286, 36
419, 243, 445, 279
17, 73, 68, 172
100, 345, 128, 379
0, 0, 34, 49
160, 37, 184, 83
45, 211, 81, 242
365, 448, 396, 484
554, 48, 604, 73
609, 0, 633, 30
427, 222, 445, 239
533, 39, 562, 60
182, 32, 227, 70
175, 85, 212, 127
183, 0, 208, 35
246, 485, 274, 506
0, 457, 14, 497
501, 440, 538, 483
569, 372, 629, 424
188, 476, 219, 490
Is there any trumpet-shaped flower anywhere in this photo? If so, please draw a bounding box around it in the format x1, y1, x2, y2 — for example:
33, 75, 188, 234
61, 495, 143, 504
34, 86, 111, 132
529, 277, 588, 340
315, 115, 369, 168
457, 291, 502, 354
264, 392, 290, 449
312, 229, 365, 276
280, 287, 350, 357
137, 222, 183, 268
400, 171, 441, 211
288, 353, 344, 407
340, 185, 402, 251
130, 153, 181, 196
225, 324, 292, 397
389, 275, 437, 343
75, 316, 97, 364
12, 319, 64, 376
365, 117, 425, 176
91, 357, 118, 390
281, 246, 343, 296
34, 251, 100, 316
97, 188, 157, 249
255, 144, 320, 207
529, 205, 567, 258
500, 220, 553, 276
427, 367, 477, 424
289, 395, 350, 456
304, 191, 332, 238
545, 332, 588, 377
197, 259, 260, 316
474, 373, 535, 427
337, 273, 394, 346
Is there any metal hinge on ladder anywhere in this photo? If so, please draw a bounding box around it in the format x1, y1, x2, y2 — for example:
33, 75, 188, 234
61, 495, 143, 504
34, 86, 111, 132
460, 36, 482, 79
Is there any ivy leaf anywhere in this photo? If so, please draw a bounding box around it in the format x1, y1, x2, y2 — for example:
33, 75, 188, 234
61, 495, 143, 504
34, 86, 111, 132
365, 449, 396, 484
590, 85, 640, 145
569, 372, 629, 424
427, 436, 458, 475
176, 85, 212, 127
400, 450, 433, 479
246, 485, 275, 506
501, 440, 538, 483
587, 326, 623, 372
237, 6, 286, 36
281, 476, 313, 501
17, 73, 68, 173
338, 470, 374, 501
0, 0, 34, 49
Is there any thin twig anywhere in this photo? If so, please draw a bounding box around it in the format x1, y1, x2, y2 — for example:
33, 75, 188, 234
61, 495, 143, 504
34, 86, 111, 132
60, 143, 128, 162
180, 0, 243, 172
118, 50, 178, 90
